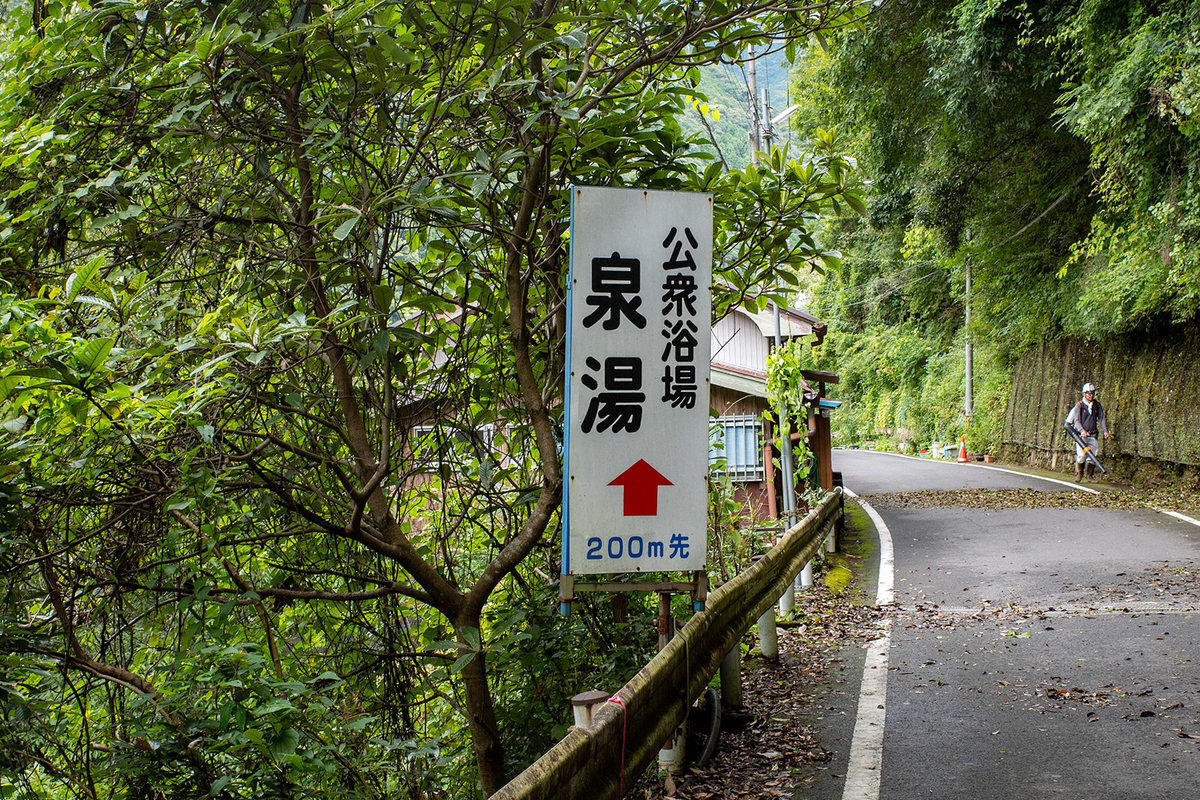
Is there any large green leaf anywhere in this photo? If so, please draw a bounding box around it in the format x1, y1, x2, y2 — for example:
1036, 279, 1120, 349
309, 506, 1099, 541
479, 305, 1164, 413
73, 338, 114, 374
270, 728, 301, 759
64, 256, 105, 303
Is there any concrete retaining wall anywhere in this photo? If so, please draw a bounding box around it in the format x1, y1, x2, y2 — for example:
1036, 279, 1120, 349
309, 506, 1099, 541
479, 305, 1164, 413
1001, 326, 1200, 484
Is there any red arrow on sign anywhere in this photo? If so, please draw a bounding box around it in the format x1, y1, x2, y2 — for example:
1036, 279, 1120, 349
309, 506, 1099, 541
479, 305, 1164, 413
608, 459, 673, 516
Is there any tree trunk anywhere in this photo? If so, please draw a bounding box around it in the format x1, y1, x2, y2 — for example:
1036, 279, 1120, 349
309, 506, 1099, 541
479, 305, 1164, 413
457, 619, 506, 797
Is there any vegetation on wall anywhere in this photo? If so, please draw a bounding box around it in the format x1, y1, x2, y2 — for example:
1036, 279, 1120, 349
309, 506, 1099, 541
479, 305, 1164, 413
1004, 324, 1200, 475
787, 0, 1199, 456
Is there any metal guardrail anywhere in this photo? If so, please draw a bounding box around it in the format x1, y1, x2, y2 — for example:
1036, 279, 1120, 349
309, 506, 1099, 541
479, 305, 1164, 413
494, 489, 843, 800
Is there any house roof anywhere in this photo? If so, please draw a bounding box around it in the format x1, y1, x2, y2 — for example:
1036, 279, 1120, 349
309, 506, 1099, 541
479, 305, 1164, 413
709, 302, 827, 399
711, 364, 770, 399
741, 305, 820, 341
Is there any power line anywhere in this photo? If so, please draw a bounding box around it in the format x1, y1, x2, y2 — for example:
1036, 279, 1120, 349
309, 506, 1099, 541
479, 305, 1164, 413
819, 260, 945, 301
832, 268, 945, 309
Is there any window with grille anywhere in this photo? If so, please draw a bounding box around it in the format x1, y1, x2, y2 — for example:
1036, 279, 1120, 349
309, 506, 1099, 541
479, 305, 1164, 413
411, 424, 495, 458
409, 425, 498, 484
709, 415, 763, 482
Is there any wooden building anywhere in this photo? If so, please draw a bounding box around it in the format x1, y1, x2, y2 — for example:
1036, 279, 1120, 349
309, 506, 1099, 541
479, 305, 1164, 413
708, 304, 828, 522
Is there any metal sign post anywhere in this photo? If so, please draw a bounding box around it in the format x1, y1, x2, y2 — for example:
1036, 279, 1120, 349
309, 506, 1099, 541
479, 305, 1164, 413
561, 186, 713, 612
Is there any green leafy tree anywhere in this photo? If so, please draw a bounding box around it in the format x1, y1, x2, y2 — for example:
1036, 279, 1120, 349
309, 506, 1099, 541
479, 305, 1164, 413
0, 0, 867, 796
1054, 0, 1200, 333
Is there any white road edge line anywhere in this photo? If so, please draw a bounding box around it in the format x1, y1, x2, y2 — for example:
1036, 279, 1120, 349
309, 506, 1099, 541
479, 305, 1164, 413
842, 489, 893, 800
899, 604, 1200, 616
846, 488, 894, 607
858, 449, 1101, 494
1156, 508, 1200, 528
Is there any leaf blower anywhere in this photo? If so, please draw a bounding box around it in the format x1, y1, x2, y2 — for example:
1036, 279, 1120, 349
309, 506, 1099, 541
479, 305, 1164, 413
1062, 422, 1107, 475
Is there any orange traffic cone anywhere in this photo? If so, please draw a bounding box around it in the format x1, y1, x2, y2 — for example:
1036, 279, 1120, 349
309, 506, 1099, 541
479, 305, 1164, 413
956, 438, 969, 463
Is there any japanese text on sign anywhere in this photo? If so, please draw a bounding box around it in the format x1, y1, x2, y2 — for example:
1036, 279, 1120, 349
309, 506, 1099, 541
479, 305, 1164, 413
564, 187, 712, 575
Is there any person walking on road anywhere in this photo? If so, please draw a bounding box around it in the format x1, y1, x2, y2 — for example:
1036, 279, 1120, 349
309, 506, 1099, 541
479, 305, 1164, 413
1065, 382, 1109, 482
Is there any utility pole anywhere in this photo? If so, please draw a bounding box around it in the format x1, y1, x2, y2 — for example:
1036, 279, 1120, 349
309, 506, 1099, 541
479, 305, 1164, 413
749, 48, 810, 592
964, 232, 973, 420
772, 300, 802, 609
761, 87, 773, 154
747, 46, 760, 162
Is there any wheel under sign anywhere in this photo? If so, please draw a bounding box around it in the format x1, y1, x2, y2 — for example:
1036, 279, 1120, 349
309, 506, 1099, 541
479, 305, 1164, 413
563, 186, 712, 575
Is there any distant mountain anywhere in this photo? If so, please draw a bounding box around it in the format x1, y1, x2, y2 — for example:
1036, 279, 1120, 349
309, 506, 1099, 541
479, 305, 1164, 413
681, 55, 795, 170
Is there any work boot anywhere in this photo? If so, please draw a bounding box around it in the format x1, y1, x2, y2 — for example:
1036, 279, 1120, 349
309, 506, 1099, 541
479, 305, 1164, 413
1074, 463, 1083, 482
1085, 463, 1095, 482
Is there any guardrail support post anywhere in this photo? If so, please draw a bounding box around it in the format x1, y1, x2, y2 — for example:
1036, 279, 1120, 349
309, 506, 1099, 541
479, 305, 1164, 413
657, 721, 686, 774
780, 526, 795, 611
800, 560, 813, 589
656, 592, 672, 652
570, 690, 610, 731
720, 644, 742, 706
778, 581, 795, 615
654, 589, 686, 771
824, 517, 837, 553
751, 554, 779, 658
756, 606, 778, 659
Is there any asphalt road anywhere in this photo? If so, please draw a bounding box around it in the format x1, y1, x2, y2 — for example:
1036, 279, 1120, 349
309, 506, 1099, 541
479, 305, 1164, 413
824, 449, 1200, 800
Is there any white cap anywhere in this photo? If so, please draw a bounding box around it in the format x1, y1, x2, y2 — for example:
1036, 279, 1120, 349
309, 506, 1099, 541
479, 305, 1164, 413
1081, 382, 1095, 393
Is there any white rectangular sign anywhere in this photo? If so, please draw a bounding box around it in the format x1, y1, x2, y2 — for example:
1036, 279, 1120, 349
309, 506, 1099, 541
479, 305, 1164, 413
564, 186, 712, 575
